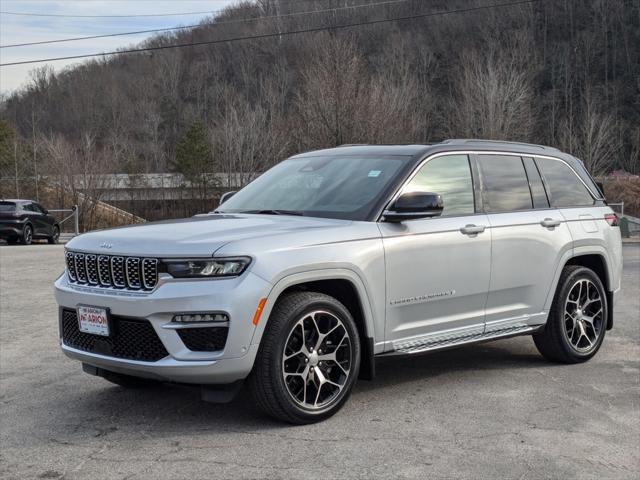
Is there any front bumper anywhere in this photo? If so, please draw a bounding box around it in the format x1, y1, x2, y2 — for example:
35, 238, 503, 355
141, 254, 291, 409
54, 271, 272, 384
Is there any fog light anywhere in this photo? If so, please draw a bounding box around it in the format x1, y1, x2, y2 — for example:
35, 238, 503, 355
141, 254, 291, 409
173, 313, 228, 323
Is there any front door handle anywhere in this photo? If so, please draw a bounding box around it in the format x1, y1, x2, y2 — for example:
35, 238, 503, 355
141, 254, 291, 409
460, 224, 486, 235
540, 218, 561, 228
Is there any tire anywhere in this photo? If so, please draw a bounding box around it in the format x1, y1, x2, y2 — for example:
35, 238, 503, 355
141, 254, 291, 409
48, 226, 60, 244
21, 224, 33, 245
533, 265, 607, 363
100, 370, 159, 389
249, 291, 361, 424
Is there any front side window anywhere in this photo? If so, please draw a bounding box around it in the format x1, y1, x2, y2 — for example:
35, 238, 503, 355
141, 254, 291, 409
536, 158, 594, 207
403, 154, 475, 216
478, 155, 533, 212
218, 155, 407, 220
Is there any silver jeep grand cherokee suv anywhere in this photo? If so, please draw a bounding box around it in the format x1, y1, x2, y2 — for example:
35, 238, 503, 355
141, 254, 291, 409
55, 140, 623, 424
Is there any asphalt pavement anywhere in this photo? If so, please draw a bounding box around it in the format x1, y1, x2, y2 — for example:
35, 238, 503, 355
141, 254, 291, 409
1, 243, 638, 479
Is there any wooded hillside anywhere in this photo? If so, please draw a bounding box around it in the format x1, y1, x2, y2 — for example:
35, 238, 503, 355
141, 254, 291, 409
1, 0, 638, 220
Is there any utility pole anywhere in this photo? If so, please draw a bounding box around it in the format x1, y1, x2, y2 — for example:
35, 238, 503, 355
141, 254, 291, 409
13, 138, 19, 197
31, 108, 39, 201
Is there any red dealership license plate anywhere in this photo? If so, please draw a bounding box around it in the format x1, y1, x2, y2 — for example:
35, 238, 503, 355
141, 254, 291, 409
77, 305, 110, 336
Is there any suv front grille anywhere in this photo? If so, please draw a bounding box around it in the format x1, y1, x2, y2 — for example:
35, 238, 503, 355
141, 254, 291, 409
65, 250, 158, 291
61, 309, 168, 362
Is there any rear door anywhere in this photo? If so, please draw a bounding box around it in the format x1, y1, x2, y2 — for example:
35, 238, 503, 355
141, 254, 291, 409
477, 154, 573, 332
379, 154, 491, 351
33, 203, 55, 236
23, 202, 46, 235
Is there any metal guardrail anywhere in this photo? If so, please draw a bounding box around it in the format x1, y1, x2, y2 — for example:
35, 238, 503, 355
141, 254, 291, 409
48, 205, 79, 237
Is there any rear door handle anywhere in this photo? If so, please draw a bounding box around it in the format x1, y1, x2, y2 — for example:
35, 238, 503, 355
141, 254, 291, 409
540, 218, 561, 228
460, 224, 486, 235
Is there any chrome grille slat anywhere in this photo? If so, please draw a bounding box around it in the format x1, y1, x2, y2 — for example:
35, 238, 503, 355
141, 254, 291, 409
86, 254, 99, 285
142, 258, 158, 289
65, 251, 77, 281
98, 255, 112, 286
125, 257, 142, 289
74, 253, 87, 283
65, 251, 158, 291
111, 257, 125, 288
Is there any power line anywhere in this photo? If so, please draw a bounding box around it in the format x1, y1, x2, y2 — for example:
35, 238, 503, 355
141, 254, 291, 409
0, 5, 232, 18
1, 0, 409, 49
0, 0, 540, 67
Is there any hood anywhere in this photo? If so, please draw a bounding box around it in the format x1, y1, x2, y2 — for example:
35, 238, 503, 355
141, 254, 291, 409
65, 214, 356, 257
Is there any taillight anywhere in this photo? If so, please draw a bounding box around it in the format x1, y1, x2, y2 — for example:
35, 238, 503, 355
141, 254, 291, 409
604, 213, 619, 226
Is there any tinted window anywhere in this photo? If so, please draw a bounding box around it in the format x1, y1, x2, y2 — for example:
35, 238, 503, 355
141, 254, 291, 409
478, 155, 532, 212
218, 156, 406, 220
523, 157, 549, 209
404, 154, 475, 216
0, 202, 16, 212
536, 158, 594, 207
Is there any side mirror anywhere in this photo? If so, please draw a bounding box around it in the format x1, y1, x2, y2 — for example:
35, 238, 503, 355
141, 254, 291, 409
219, 191, 237, 206
383, 191, 443, 223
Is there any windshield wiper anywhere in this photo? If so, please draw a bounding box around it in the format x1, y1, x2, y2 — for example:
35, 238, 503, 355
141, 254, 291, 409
239, 209, 305, 216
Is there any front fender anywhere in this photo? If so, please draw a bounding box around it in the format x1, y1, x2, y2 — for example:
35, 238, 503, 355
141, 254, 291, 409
249, 267, 380, 351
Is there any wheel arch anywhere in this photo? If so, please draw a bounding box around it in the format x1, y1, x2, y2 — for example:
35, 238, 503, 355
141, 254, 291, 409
565, 252, 613, 330
547, 249, 614, 330
253, 269, 377, 380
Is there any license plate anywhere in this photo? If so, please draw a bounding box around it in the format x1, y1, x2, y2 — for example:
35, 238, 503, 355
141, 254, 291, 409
77, 306, 110, 336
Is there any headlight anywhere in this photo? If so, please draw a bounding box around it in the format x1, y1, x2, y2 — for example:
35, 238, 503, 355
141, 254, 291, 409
163, 257, 251, 278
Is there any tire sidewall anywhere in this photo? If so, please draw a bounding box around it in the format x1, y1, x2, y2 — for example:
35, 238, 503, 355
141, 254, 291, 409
49, 226, 60, 244
22, 225, 33, 245
269, 296, 361, 422
553, 268, 607, 361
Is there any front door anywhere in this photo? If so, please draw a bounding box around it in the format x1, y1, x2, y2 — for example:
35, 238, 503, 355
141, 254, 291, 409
379, 154, 491, 352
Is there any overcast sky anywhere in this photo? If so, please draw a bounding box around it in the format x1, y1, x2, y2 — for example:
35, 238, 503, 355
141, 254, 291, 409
0, 0, 236, 94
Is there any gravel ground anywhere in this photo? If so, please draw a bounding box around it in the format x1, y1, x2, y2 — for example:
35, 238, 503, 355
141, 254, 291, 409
1, 243, 638, 480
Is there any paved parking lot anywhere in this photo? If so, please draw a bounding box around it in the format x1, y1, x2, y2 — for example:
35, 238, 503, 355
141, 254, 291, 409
0, 243, 638, 479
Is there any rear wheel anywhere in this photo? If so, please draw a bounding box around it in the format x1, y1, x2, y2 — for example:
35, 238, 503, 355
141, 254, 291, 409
249, 291, 361, 424
48, 226, 60, 244
533, 265, 607, 363
21, 225, 33, 245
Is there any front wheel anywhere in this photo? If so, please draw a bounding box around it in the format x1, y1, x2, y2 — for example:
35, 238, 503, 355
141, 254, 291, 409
533, 265, 607, 363
249, 291, 361, 424
48, 226, 60, 244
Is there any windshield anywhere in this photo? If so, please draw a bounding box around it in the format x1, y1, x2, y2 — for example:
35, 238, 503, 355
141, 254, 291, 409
217, 155, 407, 220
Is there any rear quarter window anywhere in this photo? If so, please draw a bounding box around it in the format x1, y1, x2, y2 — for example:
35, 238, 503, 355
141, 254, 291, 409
536, 158, 595, 207
0, 202, 17, 212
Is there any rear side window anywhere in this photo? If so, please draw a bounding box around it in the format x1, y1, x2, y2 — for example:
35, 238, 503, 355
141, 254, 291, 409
478, 155, 532, 212
536, 158, 594, 207
0, 202, 16, 212
404, 154, 475, 216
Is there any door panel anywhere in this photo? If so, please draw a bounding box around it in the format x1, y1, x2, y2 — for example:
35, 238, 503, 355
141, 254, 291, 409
484, 210, 572, 329
380, 215, 491, 346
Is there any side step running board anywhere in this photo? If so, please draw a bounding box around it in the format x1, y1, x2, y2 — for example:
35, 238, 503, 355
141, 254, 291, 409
388, 325, 541, 355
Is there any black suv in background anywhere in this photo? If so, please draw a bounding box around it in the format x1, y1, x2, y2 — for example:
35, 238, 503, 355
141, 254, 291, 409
0, 199, 60, 245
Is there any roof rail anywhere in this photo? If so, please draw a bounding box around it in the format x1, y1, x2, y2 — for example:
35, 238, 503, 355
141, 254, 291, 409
337, 143, 370, 147
441, 139, 559, 151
